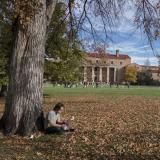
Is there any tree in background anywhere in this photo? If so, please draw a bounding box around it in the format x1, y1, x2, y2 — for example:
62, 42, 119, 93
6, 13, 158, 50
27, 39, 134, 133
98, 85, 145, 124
137, 71, 153, 85
0, 0, 13, 97
136, 58, 153, 85
0, 53, 8, 97
44, 3, 84, 84
125, 66, 137, 83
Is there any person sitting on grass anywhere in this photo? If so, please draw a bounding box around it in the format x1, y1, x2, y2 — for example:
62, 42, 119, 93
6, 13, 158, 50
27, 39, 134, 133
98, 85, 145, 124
45, 102, 74, 134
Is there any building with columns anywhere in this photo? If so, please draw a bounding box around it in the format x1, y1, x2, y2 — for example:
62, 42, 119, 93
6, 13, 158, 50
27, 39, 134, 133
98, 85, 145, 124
81, 50, 131, 83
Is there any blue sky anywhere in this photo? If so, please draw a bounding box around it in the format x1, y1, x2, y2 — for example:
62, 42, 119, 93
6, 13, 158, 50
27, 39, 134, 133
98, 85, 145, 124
77, 1, 160, 66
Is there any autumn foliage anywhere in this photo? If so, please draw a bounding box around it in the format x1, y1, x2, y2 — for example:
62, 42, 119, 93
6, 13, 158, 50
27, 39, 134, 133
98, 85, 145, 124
125, 66, 137, 83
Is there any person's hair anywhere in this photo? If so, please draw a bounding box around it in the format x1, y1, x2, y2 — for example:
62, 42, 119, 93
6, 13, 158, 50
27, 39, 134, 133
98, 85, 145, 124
53, 102, 64, 111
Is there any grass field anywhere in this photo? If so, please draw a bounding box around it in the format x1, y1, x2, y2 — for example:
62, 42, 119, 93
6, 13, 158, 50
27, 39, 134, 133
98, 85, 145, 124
0, 85, 160, 160
43, 84, 160, 97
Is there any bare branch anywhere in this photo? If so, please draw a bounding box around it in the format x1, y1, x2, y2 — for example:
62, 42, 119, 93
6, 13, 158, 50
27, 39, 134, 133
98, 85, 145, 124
134, 0, 160, 55
72, 0, 126, 47
46, 0, 58, 27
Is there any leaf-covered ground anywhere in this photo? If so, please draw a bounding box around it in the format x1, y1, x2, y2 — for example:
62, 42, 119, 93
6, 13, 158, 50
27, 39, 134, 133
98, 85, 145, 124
0, 96, 160, 160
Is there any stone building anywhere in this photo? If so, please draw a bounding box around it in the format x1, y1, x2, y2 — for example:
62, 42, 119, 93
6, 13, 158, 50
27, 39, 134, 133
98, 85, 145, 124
81, 50, 131, 83
128, 63, 160, 82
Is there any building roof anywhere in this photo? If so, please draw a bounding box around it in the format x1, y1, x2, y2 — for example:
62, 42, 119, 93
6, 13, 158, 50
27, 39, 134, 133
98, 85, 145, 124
140, 65, 159, 68
87, 52, 131, 59
149, 70, 160, 73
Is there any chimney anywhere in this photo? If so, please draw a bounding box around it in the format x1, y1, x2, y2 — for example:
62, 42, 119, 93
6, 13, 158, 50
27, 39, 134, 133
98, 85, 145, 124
116, 49, 119, 57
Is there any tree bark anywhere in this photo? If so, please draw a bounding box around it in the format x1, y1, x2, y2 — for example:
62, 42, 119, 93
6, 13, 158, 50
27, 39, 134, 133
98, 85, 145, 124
0, 0, 57, 136
0, 85, 7, 97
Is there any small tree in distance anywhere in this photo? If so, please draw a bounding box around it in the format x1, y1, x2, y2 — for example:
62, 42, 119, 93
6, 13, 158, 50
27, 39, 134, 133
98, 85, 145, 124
125, 66, 137, 84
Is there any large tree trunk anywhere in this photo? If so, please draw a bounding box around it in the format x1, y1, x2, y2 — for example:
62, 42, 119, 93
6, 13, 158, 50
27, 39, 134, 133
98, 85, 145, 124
0, 0, 57, 136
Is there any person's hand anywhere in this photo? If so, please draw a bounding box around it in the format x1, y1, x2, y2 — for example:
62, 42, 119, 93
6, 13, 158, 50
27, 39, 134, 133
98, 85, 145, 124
62, 124, 69, 130
62, 120, 68, 125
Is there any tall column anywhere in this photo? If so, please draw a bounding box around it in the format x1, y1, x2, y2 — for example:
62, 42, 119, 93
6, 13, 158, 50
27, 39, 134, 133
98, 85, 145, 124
92, 67, 95, 82
114, 67, 116, 82
107, 67, 109, 83
99, 67, 102, 82
116, 68, 119, 83
84, 66, 87, 82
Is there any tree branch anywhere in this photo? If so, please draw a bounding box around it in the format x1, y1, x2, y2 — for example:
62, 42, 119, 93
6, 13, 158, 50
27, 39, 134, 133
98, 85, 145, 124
46, 0, 58, 27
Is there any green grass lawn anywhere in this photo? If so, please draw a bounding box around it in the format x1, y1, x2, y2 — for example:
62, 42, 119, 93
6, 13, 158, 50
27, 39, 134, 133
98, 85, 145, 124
43, 84, 160, 97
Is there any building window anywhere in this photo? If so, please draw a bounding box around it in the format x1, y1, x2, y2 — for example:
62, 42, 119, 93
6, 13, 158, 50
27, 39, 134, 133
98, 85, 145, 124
96, 60, 99, 63
120, 61, 123, 65
104, 61, 106, 64
111, 61, 114, 64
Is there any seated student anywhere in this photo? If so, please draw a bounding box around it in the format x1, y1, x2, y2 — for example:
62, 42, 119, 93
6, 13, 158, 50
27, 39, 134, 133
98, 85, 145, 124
46, 102, 74, 134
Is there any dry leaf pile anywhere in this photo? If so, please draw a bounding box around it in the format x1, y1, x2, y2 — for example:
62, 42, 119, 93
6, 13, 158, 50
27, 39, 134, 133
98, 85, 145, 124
0, 96, 160, 160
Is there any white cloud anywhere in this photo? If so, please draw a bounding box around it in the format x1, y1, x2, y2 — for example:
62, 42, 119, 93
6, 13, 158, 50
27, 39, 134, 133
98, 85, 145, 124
131, 56, 158, 66
107, 42, 152, 54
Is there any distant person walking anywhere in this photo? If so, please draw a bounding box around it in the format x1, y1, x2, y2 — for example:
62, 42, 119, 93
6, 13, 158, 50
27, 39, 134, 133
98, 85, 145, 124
116, 82, 119, 88
83, 81, 87, 88
127, 82, 130, 88
109, 82, 112, 88
96, 81, 99, 88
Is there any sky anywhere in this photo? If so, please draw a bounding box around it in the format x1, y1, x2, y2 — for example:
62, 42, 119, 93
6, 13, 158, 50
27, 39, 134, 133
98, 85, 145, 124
76, 1, 160, 66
